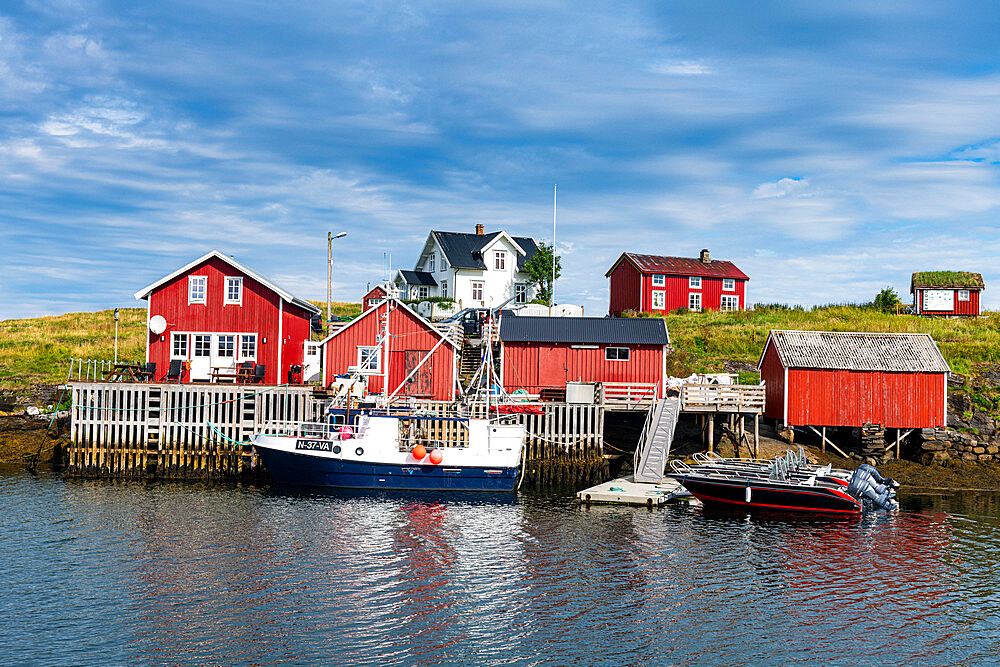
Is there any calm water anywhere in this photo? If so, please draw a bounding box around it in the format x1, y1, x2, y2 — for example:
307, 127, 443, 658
2, 466, 999, 666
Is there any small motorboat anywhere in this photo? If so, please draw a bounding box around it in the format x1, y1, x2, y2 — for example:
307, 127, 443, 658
666, 448, 899, 514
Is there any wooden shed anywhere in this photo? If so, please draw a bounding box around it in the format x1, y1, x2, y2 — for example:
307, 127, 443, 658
321, 298, 458, 401
499, 317, 671, 399
911, 271, 984, 317
758, 330, 950, 429
362, 285, 388, 311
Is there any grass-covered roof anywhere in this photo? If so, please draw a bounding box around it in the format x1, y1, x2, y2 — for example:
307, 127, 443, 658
911, 271, 984, 290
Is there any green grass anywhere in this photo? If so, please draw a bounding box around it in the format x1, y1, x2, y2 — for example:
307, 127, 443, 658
911, 270, 984, 288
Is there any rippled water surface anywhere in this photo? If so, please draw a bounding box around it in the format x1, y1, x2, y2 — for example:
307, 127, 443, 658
2, 466, 1000, 665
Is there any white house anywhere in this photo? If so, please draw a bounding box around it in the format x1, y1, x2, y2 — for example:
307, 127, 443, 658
395, 225, 540, 308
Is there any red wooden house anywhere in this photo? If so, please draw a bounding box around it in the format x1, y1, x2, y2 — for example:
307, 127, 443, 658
499, 317, 672, 399
134, 250, 320, 385
911, 271, 984, 317
322, 298, 458, 401
362, 285, 388, 311
758, 330, 949, 429
606, 249, 749, 316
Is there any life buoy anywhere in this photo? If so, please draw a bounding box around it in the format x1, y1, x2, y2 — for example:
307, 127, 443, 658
339, 425, 354, 440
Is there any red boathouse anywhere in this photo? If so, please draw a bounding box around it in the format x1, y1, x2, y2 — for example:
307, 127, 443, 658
362, 285, 388, 311
499, 317, 672, 399
606, 249, 749, 316
322, 298, 458, 401
911, 271, 984, 317
758, 330, 950, 429
134, 250, 320, 385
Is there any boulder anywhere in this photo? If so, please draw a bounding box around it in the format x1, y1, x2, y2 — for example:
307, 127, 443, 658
921, 451, 951, 466
979, 454, 994, 462
973, 446, 986, 454
921, 441, 946, 452
961, 453, 978, 461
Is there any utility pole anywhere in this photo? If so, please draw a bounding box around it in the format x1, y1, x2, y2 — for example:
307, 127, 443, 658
114, 308, 119, 364
328, 231, 347, 332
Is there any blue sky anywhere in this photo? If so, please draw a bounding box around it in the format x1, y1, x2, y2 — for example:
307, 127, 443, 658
2, 1, 1000, 319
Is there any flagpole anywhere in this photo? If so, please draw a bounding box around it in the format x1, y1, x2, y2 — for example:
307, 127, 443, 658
551, 184, 556, 308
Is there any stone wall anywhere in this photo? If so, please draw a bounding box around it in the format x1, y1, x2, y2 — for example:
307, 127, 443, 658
917, 427, 1000, 466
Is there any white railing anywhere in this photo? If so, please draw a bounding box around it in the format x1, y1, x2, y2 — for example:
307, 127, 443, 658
601, 382, 658, 405
257, 419, 368, 441
679, 383, 765, 412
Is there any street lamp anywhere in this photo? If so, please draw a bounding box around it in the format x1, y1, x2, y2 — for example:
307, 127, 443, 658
328, 231, 348, 332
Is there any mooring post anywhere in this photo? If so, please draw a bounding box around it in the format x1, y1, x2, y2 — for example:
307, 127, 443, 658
821, 426, 826, 454
707, 415, 714, 453
753, 413, 759, 459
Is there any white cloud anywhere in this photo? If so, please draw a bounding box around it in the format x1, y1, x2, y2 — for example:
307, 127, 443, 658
648, 59, 713, 76
751, 177, 809, 199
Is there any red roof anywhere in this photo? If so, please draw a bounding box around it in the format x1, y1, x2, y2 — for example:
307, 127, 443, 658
606, 252, 749, 280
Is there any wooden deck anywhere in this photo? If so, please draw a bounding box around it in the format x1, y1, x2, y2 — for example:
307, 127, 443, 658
679, 383, 765, 414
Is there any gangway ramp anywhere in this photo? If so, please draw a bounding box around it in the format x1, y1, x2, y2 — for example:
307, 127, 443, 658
634, 397, 681, 484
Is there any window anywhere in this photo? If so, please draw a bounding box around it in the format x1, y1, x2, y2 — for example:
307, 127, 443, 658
652, 274, 665, 286
357, 346, 380, 372
472, 282, 484, 301
171, 333, 188, 358
305, 343, 319, 356
193, 334, 211, 357
689, 276, 701, 289
241, 335, 257, 360
606, 347, 630, 361
188, 276, 206, 304
652, 290, 665, 309
689, 293, 702, 311
721, 295, 740, 312
217, 335, 235, 358
515, 283, 528, 304
494, 251, 506, 270
418, 286, 429, 299
958, 290, 970, 302
429, 255, 435, 272
723, 278, 735, 291
225, 277, 243, 304
441, 281, 448, 298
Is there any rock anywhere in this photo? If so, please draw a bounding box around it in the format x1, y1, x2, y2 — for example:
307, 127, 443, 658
973, 446, 986, 454
961, 453, 978, 461
948, 374, 967, 387
921, 451, 951, 466
921, 441, 946, 451
987, 445, 999, 455
25, 406, 41, 416
979, 454, 993, 462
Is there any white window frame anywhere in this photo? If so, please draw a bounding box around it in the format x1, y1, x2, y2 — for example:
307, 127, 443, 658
494, 251, 506, 271
472, 281, 484, 301
958, 289, 970, 302
171, 333, 188, 359
429, 255, 435, 272
357, 346, 381, 373
240, 334, 257, 361
652, 274, 665, 286
188, 276, 207, 304
224, 276, 243, 305
652, 290, 665, 310
606, 347, 630, 362
192, 334, 212, 357
515, 283, 527, 304
720, 295, 740, 312
689, 293, 702, 312
689, 276, 701, 289
441, 281, 448, 298
418, 286, 429, 299
723, 278, 735, 291
217, 334, 235, 358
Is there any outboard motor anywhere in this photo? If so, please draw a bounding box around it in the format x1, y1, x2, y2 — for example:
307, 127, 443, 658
846, 464, 900, 511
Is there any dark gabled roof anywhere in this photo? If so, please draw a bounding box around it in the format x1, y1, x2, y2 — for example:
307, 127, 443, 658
432, 231, 539, 271
758, 330, 950, 373
605, 252, 749, 280
397, 270, 438, 286
910, 271, 984, 292
499, 316, 670, 346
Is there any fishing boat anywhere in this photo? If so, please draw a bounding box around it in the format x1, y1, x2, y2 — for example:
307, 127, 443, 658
666, 448, 899, 514
251, 291, 527, 491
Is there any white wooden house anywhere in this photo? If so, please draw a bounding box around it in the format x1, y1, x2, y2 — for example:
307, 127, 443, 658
394, 225, 540, 308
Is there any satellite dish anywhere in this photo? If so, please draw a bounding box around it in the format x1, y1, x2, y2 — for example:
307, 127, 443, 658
148, 315, 167, 335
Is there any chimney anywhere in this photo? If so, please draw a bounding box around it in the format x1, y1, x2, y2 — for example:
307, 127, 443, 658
475, 224, 485, 235
700, 249, 710, 264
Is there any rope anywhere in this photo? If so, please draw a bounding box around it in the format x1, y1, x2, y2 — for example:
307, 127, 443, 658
70, 383, 294, 413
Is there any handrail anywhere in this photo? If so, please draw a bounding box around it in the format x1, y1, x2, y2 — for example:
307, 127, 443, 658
634, 396, 658, 474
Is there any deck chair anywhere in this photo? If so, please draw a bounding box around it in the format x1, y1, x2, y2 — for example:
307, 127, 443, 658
165, 359, 183, 383
252, 364, 266, 383
140, 362, 156, 382
237, 362, 253, 383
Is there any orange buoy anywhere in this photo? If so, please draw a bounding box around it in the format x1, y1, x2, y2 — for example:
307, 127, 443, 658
412, 444, 427, 460
429, 448, 443, 464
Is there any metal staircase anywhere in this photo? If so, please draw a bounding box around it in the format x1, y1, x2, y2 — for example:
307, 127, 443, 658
634, 397, 681, 484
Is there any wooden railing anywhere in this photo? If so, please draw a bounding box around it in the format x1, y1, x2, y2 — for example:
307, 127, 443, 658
680, 383, 765, 413
600, 382, 658, 406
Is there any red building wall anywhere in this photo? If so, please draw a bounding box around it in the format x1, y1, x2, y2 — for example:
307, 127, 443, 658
363, 287, 387, 311
760, 344, 786, 422
146, 256, 313, 385
916, 289, 981, 316
639, 274, 747, 313
608, 261, 642, 314
502, 342, 665, 396
323, 302, 456, 400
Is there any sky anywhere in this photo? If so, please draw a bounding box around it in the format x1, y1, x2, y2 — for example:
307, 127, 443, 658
2, 0, 1000, 319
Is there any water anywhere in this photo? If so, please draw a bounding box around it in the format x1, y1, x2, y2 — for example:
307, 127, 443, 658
2, 466, 999, 666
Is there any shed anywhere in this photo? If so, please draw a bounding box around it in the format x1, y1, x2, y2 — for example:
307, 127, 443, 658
362, 285, 387, 311
757, 330, 950, 429
911, 271, 984, 317
321, 298, 458, 401
499, 317, 672, 399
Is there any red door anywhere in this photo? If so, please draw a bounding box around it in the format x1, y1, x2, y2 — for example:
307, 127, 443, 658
537, 347, 567, 389
404, 350, 434, 397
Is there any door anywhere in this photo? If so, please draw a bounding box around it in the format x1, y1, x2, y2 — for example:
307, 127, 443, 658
190, 334, 212, 381
538, 347, 567, 389
404, 350, 434, 397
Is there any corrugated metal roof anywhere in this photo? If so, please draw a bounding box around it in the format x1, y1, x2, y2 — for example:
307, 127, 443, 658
433, 231, 539, 271
910, 271, 985, 291
762, 330, 950, 372
398, 270, 438, 286
499, 316, 670, 345
606, 252, 749, 280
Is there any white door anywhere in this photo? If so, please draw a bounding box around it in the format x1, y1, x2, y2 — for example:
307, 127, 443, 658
213, 334, 237, 373
190, 334, 212, 381
303, 341, 322, 382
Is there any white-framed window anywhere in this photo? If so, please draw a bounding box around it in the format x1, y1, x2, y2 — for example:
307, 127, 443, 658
418, 286, 429, 299
241, 334, 257, 360
958, 290, 970, 302
188, 276, 207, 304
689, 293, 702, 311
723, 278, 735, 291
652, 274, 665, 286
357, 346, 380, 372
494, 251, 506, 270
606, 347, 630, 361
305, 343, 319, 357
472, 282, 484, 301
225, 277, 243, 305
429, 255, 435, 272
652, 290, 665, 309
171, 333, 188, 359
217, 334, 235, 358
193, 334, 211, 357
721, 295, 740, 312
441, 281, 448, 298
689, 276, 701, 289
515, 283, 528, 304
